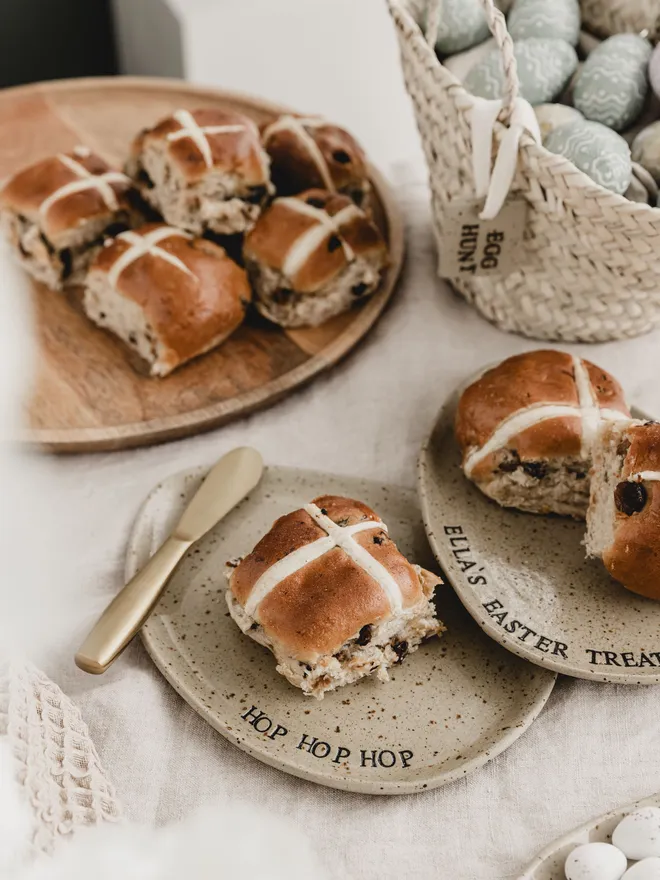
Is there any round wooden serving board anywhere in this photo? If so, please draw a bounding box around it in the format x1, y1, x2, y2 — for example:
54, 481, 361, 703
0, 77, 404, 453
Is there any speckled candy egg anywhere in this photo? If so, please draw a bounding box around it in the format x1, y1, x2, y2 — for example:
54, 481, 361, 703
613, 807, 660, 860
650, 45, 660, 102
573, 34, 652, 132
464, 38, 578, 105
623, 859, 660, 880
534, 103, 583, 139
507, 0, 580, 45
544, 118, 632, 195
564, 843, 627, 880
632, 121, 660, 183
432, 0, 490, 56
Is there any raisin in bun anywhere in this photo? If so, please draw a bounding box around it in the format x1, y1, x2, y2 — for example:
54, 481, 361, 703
226, 495, 443, 699
243, 189, 388, 328
127, 108, 274, 235
455, 350, 630, 518
0, 146, 138, 290
262, 115, 370, 205
587, 420, 660, 601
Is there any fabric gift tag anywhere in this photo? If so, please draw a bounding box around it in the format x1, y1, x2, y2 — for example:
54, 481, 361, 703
438, 195, 529, 279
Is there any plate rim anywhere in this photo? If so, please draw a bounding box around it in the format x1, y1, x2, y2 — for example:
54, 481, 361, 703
132, 462, 556, 796
517, 791, 660, 879
417, 383, 660, 685
5, 75, 405, 454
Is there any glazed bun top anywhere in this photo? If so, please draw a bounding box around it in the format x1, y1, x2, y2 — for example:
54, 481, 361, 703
0, 146, 134, 247
228, 495, 429, 662
130, 107, 271, 187
89, 223, 250, 372
243, 189, 387, 293
261, 115, 370, 203
456, 350, 630, 478
605, 421, 660, 601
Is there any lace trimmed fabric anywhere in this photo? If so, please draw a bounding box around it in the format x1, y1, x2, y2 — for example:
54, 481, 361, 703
0, 661, 122, 855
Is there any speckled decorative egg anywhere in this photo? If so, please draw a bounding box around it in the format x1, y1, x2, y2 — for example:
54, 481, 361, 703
632, 122, 660, 183
432, 0, 490, 56
534, 103, 583, 139
623, 859, 660, 880
464, 38, 578, 105
650, 45, 660, 102
564, 843, 627, 880
573, 34, 652, 132
507, 0, 580, 45
613, 808, 660, 861
544, 119, 632, 195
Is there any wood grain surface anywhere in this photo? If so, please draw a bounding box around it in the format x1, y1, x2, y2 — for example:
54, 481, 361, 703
0, 77, 404, 453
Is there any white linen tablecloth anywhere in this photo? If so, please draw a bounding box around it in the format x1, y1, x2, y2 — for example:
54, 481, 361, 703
45, 163, 660, 880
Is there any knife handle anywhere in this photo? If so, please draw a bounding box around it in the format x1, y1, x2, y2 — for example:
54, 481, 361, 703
75, 535, 191, 675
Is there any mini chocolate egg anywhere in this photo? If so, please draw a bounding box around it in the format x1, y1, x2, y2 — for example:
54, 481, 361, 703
543, 118, 632, 194
534, 103, 583, 139
444, 38, 496, 82
632, 121, 660, 183
433, 0, 490, 55
573, 34, 652, 132
507, 0, 580, 46
564, 843, 627, 880
464, 38, 578, 105
623, 859, 660, 880
613, 807, 660, 861
650, 45, 660, 102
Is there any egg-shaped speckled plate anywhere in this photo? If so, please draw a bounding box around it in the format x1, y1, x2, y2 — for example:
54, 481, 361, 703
518, 793, 660, 879
418, 378, 658, 684
127, 464, 556, 795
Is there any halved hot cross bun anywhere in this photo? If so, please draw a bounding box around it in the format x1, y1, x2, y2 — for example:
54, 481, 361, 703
226, 495, 443, 699
261, 115, 370, 205
455, 350, 631, 518
127, 107, 274, 235
0, 146, 139, 289
243, 189, 388, 327
587, 420, 660, 600
84, 223, 250, 377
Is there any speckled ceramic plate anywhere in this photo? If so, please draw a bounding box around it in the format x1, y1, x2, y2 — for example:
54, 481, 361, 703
127, 464, 556, 795
518, 793, 660, 879
418, 376, 659, 685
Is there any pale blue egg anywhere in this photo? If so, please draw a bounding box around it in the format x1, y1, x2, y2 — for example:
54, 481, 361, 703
432, 0, 490, 56
544, 118, 632, 194
573, 34, 652, 132
507, 0, 580, 46
464, 38, 578, 105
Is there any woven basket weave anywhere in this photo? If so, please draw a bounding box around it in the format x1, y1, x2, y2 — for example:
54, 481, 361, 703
388, 0, 660, 342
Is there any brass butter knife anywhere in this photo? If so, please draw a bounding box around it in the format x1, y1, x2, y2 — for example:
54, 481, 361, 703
75, 446, 264, 675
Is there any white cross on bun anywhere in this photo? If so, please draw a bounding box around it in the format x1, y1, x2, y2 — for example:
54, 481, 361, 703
127, 107, 274, 236
226, 495, 444, 699
0, 146, 139, 290
262, 115, 370, 206
587, 420, 660, 601
455, 350, 630, 518
83, 223, 251, 377
243, 189, 388, 328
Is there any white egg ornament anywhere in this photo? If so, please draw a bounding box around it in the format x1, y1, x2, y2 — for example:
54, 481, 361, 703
613, 807, 660, 861
573, 34, 652, 132
432, 0, 490, 56
565, 842, 627, 880
507, 0, 580, 46
464, 38, 578, 105
623, 859, 660, 880
544, 118, 632, 195
534, 103, 583, 139
650, 45, 660, 103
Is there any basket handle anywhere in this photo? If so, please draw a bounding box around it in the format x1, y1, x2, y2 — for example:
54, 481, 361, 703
424, 0, 520, 119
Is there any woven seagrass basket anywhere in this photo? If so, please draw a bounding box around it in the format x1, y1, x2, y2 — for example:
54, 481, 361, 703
388, 0, 660, 342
